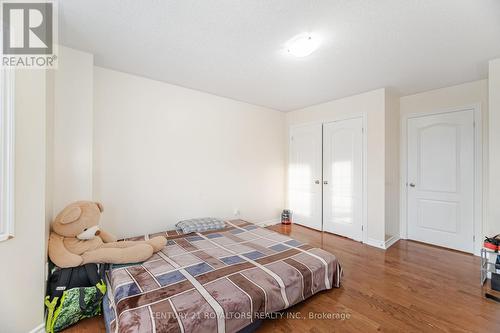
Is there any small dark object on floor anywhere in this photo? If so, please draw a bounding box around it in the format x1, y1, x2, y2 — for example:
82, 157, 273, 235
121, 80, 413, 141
491, 273, 500, 291
485, 292, 500, 303
281, 209, 292, 225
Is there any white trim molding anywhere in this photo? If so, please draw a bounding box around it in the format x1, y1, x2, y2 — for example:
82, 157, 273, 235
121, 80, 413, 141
365, 236, 400, 250
254, 218, 281, 227
0, 68, 15, 242
224, 216, 281, 228
364, 237, 386, 249
384, 235, 400, 249
28, 323, 45, 333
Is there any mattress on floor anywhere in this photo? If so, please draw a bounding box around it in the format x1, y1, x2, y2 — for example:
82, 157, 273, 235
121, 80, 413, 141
103, 220, 342, 333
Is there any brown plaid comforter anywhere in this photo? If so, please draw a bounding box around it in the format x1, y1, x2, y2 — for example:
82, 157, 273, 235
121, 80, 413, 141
104, 220, 342, 333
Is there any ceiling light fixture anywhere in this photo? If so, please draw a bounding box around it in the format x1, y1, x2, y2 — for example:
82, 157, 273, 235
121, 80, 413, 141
286, 33, 320, 57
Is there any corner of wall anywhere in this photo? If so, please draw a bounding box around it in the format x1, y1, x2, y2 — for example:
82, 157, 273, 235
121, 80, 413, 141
384, 89, 401, 240
45, 66, 56, 289
53, 46, 94, 216
488, 58, 500, 235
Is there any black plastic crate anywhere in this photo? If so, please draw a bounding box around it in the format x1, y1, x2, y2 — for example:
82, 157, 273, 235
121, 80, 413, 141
491, 272, 500, 291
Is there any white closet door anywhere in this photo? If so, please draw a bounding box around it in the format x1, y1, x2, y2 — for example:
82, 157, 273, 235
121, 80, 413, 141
288, 123, 322, 230
323, 118, 363, 241
407, 110, 474, 253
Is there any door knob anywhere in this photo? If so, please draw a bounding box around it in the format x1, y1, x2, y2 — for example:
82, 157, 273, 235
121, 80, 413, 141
323, 180, 328, 185
314, 180, 320, 184
409, 183, 416, 187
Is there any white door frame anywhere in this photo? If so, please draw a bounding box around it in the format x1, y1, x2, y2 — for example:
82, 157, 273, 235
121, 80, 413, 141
288, 112, 367, 243
399, 104, 483, 255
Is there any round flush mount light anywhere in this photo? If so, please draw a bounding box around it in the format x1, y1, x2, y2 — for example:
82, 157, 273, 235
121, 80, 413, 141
286, 33, 320, 57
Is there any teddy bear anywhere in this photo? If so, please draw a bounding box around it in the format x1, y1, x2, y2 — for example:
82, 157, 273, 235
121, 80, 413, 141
48, 201, 167, 268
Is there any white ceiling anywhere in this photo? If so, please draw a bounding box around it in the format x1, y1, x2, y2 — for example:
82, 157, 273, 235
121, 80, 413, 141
59, 0, 500, 111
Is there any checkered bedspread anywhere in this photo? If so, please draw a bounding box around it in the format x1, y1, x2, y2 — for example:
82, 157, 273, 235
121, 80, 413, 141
104, 220, 342, 333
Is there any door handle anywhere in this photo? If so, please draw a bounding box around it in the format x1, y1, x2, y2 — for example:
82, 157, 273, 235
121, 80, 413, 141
314, 180, 320, 184
323, 180, 328, 185
409, 183, 416, 187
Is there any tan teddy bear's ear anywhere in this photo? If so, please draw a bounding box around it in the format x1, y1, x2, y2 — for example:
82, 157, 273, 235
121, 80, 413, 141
95, 202, 104, 213
60, 206, 82, 224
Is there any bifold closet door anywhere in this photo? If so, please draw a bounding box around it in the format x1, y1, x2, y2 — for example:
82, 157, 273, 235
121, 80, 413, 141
322, 118, 363, 241
288, 123, 323, 230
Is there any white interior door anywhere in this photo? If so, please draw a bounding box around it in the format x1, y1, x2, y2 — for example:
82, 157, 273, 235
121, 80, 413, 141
288, 123, 322, 230
322, 118, 363, 241
407, 110, 474, 253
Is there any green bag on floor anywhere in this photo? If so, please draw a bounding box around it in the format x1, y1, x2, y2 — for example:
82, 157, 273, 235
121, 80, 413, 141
44, 264, 106, 333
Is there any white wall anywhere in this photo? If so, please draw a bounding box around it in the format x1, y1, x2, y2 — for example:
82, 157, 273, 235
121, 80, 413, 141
400, 80, 488, 118
400, 80, 489, 252
53, 46, 94, 215
489, 59, 500, 235
0, 70, 49, 332
286, 89, 387, 245
93, 67, 286, 238
385, 90, 400, 240
46, 68, 55, 264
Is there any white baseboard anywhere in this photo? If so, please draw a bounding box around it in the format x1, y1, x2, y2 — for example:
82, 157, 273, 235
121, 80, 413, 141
364, 235, 400, 250
364, 238, 386, 249
236, 217, 399, 249
384, 235, 400, 249
225, 216, 281, 228
254, 218, 281, 227
29, 323, 45, 333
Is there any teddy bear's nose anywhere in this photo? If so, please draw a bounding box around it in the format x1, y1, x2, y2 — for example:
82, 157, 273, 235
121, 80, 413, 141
95, 230, 101, 236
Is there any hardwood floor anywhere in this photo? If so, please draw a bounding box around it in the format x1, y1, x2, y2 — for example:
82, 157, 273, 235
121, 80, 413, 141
66, 224, 500, 333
